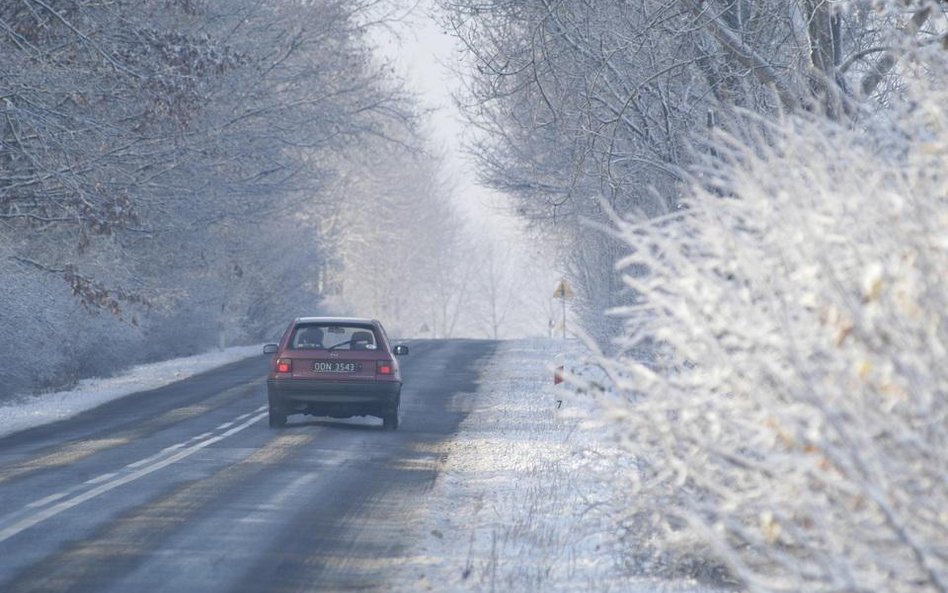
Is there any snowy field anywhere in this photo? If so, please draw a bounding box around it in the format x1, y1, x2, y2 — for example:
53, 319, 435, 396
0, 339, 720, 592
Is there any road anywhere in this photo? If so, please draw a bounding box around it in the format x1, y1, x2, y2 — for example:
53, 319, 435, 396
0, 339, 497, 593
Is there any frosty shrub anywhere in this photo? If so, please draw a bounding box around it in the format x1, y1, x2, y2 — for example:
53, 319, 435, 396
597, 56, 948, 593
0, 255, 148, 402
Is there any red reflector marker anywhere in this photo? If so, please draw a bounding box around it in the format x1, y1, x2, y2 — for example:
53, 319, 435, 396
377, 361, 393, 375
554, 365, 564, 385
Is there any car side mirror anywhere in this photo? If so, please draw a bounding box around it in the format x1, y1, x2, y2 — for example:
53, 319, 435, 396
392, 344, 409, 356
263, 343, 278, 355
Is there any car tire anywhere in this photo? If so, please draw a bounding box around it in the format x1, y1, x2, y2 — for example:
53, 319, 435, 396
268, 405, 287, 428
382, 403, 399, 431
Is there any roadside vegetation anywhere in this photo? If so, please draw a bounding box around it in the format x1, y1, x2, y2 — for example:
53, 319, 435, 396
440, 1, 947, 591
0, 1, 514, 401
596, 76, 947, 592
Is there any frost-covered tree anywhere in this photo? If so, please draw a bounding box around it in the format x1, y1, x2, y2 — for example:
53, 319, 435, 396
0, 0, 239, 309
585, 44, 948, 593
130, 0, 418, 343
0, 0, 423, 397
320, 135, 474, 339
438, 0, 948, 340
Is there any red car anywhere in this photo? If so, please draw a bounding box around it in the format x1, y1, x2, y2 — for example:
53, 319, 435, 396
263, 317, 408, 429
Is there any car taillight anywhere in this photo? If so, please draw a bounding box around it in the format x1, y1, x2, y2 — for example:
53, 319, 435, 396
275, 358, 292, 373
376, 360, 394, 375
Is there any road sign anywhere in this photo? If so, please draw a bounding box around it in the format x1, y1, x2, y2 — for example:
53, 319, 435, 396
553, 279, 573, 338
553, 279, 574, 299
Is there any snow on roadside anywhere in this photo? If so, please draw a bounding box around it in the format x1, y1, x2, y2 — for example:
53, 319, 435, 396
390, 338, 718, 593
0, 344, 261, 440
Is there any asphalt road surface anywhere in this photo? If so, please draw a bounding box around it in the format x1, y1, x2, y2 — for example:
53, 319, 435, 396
0, 339, 497, 593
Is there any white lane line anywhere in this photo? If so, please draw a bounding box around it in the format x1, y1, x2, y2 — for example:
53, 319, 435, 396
215, 422, 234, 431
235, 407, 266, 421
84, 472, 118, 485
0, 411, 267, 544
125, 444, 184, 470
26, 492, 70, 509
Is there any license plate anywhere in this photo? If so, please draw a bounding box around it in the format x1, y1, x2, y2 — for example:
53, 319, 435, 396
313, 361, 361, 373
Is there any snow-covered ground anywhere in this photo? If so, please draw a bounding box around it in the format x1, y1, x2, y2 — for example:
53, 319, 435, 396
0, 339, 719, 592
0, 344, 262, 440
390, 338, 718, 593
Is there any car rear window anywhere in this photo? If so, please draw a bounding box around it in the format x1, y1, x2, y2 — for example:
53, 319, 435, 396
289, 324, 378, 351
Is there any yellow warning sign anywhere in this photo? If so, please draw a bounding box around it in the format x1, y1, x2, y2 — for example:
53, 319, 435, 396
553, 279, 574, 299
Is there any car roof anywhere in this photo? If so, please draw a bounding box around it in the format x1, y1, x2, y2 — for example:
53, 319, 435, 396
293, 316, 381, 327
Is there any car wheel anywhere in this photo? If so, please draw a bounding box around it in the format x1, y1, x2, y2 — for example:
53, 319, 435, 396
268, 405, 287, 428
382, 404, 399, 431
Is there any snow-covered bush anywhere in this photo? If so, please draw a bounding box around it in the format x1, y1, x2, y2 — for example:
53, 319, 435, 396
595, 53, 948, 593
0, 256, 148, 402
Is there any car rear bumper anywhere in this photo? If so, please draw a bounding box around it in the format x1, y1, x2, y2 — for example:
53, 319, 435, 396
267, 378, 400, 417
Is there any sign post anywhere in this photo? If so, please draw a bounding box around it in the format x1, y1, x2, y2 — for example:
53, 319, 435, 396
552, 279, 574, 338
